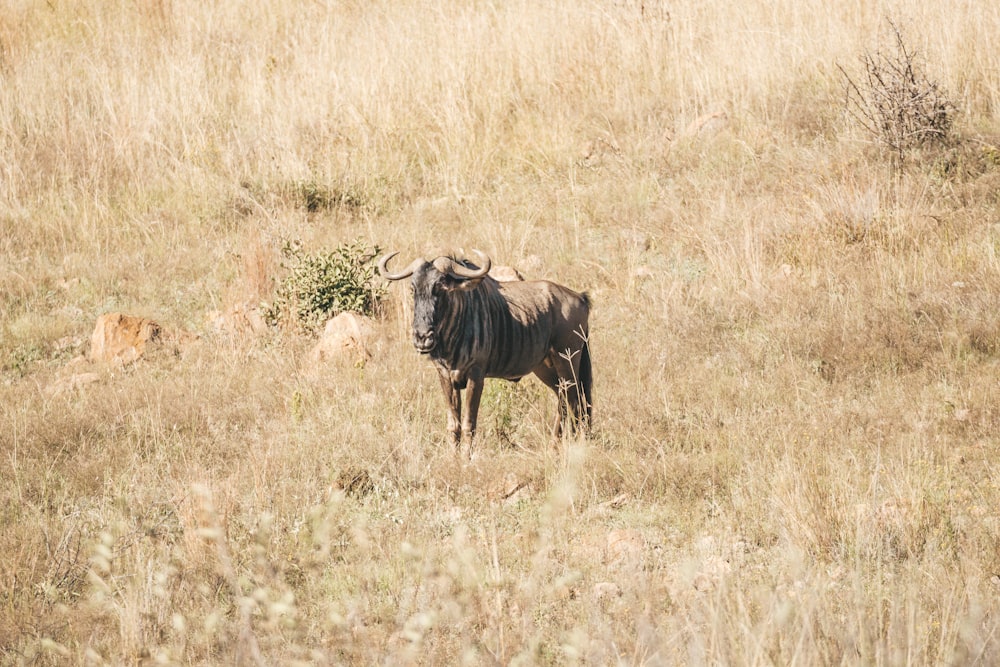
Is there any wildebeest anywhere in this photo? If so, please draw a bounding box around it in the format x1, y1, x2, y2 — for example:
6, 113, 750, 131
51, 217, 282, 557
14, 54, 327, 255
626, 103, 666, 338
378, 250, 592, 452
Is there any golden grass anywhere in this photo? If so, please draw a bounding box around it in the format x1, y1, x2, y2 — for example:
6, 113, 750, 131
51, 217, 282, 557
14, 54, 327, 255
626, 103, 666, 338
3, 0, 1000, 663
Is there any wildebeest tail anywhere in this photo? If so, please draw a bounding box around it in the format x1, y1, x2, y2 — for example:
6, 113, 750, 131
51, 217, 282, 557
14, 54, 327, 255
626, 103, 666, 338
578, 337, 593, 429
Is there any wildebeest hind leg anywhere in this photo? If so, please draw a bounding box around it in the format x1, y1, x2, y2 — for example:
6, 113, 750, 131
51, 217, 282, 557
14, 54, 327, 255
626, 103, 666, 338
532, 364, 570, 438
549, 352, 588, 436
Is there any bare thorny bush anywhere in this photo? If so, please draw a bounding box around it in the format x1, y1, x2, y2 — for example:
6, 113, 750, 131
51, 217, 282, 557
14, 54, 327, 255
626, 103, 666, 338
840, 21, 957, 167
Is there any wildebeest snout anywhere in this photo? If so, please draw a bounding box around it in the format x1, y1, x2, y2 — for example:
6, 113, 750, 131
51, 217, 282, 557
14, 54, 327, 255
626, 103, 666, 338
413, 329, 436, 353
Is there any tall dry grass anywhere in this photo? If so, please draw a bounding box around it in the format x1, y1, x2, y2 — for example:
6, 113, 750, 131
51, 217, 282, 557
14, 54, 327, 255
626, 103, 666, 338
2, 0, 1000, 664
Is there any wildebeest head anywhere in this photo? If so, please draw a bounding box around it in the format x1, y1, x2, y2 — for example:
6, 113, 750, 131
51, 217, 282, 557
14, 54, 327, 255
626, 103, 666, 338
378, 250, 492, 354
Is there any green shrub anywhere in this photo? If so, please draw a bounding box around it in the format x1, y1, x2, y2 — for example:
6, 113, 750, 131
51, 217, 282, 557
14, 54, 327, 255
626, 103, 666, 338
265, 239, 386, 334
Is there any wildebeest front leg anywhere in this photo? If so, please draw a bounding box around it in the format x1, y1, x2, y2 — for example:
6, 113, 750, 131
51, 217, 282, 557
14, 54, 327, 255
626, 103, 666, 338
437, 370, 462, 447
461, 368, 486, 456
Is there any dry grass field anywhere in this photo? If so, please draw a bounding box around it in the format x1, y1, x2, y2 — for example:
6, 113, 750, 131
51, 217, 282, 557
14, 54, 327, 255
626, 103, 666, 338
3, 0, 1000, 664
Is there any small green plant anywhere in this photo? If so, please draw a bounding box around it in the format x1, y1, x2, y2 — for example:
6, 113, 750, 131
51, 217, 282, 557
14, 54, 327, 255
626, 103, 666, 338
265, 239, 386, 334
839, 21, 957, 166
3, 343, 45, 378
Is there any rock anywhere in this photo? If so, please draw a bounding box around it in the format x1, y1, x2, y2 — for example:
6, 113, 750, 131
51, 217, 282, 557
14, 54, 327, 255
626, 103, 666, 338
489, 265, 524, 282
90, 313, 163, 364
309, 312, 376, 364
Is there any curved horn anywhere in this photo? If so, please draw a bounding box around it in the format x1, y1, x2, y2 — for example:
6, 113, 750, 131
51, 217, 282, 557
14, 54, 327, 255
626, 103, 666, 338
377, 252, 424, 281
442, 249, 492, 280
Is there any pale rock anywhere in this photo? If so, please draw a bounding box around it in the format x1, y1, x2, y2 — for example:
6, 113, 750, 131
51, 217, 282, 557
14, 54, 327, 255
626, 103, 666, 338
309, 312, 376, 364
90, 313, 163, 364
